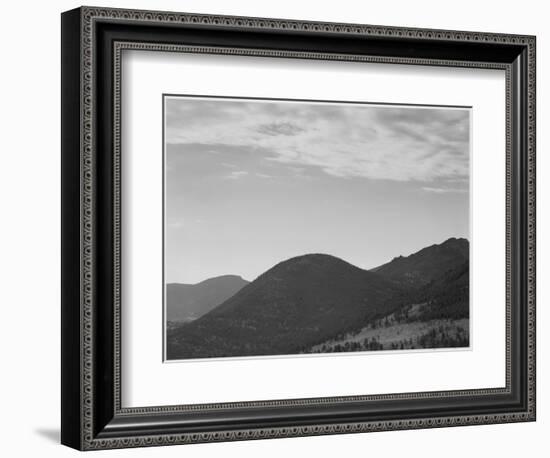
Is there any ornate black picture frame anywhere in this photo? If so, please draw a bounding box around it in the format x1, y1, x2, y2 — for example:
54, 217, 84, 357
61, 6, 536, 450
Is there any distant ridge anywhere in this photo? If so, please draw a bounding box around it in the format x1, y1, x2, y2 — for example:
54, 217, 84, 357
166, 275, 249, 322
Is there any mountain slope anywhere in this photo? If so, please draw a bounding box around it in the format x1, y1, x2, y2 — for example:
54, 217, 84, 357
166, 275, 249, 322
167, 254, 400, 359
166, 238, 470, 360
307, 254, 470, 353
371, 237, 469, 286
413, 259, 469, 321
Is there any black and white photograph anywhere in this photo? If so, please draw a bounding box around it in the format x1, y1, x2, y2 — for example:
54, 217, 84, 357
164, 95, 471, 361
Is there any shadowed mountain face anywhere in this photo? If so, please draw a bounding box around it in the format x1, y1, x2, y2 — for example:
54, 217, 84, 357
413, 259, 469, 321
167, 254, 399, 359
166, 238, 469, 360
166, 275, 249, 322
371, 237, 469, 286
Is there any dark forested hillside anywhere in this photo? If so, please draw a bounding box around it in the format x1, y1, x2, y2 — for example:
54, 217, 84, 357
412, 260, 469, 321
167, 254, 399, 359
166, 238, 470, 360
371, 237, 469, 286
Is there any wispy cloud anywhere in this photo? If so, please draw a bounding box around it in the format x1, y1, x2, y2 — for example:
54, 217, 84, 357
256, 122, 305, 136
225, 170, 249, 180
422, 187, 468, 194
165, 97, 470, 183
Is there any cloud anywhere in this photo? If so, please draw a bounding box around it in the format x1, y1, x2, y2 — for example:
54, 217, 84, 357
422, 187, 468, 194
256, 122, 305, 136
165, 97, 470, 183
225, 170, 249, 180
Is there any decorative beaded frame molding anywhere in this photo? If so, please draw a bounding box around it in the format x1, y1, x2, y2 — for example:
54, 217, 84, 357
63, 5, 536, 451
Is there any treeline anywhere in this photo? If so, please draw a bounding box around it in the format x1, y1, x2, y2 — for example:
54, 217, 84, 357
308, 337, 384, 353
308, 323, 469, 354
417, 325, 469, 349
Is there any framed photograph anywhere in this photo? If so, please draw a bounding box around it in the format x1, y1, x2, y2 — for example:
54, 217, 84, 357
61, 6, 536, 450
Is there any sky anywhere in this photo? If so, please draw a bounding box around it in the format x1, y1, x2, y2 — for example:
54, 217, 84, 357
164, 96, 470, 284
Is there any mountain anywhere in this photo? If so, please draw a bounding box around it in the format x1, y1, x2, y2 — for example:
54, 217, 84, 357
166, 238, 470, 360
368, 238, 470, 322
371, 237, 469, 286
305, 246, 470, 354
167, 254, 400, 359
166, 275, 249, 322
413, 259, 470, 321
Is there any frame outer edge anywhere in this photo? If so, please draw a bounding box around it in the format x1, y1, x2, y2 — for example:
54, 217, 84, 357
526, 36, 536, 421
81, 5, 535, 43
70, 6, 536, 450
61, 7, 85, 451
80, 6, 96, 451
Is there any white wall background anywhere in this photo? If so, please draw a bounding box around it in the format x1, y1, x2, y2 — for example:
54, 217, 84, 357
0, 0, 545, 456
